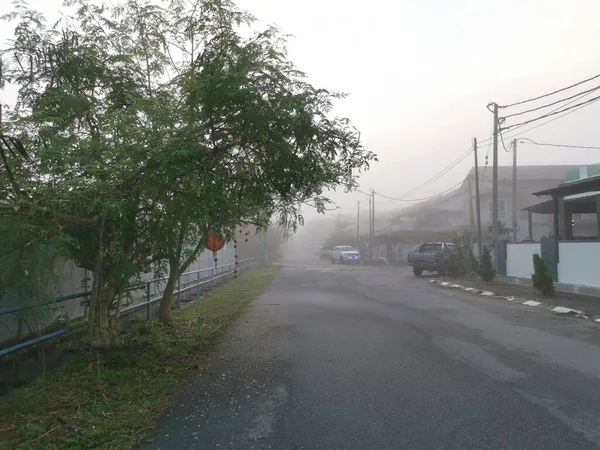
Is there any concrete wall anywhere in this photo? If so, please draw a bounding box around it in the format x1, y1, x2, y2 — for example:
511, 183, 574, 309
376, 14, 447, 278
506, 242, 541, 278
558, 242, 600, 287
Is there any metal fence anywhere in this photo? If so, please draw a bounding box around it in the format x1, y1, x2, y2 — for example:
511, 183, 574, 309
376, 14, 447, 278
0, 257, 257, 358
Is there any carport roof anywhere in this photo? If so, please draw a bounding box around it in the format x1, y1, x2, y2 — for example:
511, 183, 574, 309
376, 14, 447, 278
523, 192, 599, 215
532, 174, 600, 197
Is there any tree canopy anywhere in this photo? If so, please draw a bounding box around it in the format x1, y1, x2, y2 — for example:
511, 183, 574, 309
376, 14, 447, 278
0, 0, 376, 346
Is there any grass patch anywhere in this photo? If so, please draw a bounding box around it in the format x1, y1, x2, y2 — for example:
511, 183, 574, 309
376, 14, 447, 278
0, 266, 279, 450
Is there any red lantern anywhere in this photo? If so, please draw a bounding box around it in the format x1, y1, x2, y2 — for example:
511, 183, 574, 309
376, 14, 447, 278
234, 254, 239, 258
205, 231, 225, 252
245, 238, 248, 243
234, 245, 237, 249
238, 223, 243, 227
234, 269, 238, 274
234, 275, 238, 279
235, 261, 239, 265
234, 240, 237, 244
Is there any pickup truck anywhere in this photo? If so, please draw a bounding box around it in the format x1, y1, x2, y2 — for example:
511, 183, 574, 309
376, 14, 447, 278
406, 242, 455, 276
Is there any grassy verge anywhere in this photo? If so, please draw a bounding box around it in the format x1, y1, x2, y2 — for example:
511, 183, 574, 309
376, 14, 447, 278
0, 266, 279, 450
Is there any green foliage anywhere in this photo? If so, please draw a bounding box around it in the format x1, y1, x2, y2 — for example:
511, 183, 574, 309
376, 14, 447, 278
532, 253, 554, 295
478, 246, 496, 283
446, 252, 461, 277
0, 267, 279, 450
447, 230, 478, 277
0, 0, 375, 343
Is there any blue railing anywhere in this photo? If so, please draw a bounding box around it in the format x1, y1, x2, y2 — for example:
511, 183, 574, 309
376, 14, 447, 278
0, 257, 257, 357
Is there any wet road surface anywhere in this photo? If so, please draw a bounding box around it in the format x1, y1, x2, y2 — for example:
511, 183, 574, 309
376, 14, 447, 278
144, 256, 600, 449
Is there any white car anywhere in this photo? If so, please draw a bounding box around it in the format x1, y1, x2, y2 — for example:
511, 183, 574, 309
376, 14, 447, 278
330, 246, 360, 264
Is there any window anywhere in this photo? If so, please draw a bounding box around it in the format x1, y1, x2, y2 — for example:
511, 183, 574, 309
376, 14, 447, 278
488, 200, 506, 220
421, 243, 443, 252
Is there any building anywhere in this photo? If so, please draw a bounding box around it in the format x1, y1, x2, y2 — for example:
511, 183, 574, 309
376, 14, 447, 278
505, 164, 600, 289
374, 165, 581, 262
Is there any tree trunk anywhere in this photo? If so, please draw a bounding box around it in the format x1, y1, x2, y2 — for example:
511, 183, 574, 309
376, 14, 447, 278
159, 266, 179, 323
88, 263, 121, 347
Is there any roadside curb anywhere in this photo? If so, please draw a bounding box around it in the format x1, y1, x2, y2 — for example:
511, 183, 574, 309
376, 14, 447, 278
429, 279, 599, 324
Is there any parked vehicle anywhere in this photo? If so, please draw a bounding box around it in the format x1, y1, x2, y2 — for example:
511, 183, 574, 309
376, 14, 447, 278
320, 249, 332, 260
330, 246, 360, 264
406, 242, 455, 276
314, 245, 323, 256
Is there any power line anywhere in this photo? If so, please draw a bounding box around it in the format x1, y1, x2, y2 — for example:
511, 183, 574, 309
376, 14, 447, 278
516, 138, 600, 150
501, 84, 600, 119
375, 178, 467, 204
385, 147, 474, 202
499, 127, 513, 153
500, 93, 600, 131
475, 85, 595, 150
496, 88, 593, 138
502, 94, 600, 137
372, 87, 599, 209
499, 72, 600, 109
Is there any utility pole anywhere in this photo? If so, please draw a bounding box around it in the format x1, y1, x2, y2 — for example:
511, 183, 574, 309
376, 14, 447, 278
368, 196, 372, 259
473, 137, 482, 260
356, 201, 360, 250
512, 138, 518, 243
468, 176, 475, 234
468, 175, 475, 251
491, 102, 500, 270
370, 189, 375, 259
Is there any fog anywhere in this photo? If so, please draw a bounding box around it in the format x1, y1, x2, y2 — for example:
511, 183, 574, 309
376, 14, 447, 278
2, 0, 600, 245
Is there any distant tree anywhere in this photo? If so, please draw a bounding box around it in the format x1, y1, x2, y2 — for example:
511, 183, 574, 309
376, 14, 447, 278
323, 220, 355, 249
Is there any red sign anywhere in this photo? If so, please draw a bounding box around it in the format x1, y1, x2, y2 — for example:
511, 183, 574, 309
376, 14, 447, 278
205, 231, 225, 252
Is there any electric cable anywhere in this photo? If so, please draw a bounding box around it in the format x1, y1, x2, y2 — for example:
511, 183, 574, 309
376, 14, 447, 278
499, 72, 600, 109
500, 94, 600, 131
516, 138, 600, 150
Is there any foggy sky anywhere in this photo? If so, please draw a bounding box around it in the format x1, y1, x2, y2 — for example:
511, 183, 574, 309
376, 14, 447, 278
2, 0, 600, 223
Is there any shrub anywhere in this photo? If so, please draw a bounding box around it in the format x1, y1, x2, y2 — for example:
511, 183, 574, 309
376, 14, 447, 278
532, 254, 554, 295
449, 230, 479, 277
446, 252, 462, 277
478, 246, 496, 283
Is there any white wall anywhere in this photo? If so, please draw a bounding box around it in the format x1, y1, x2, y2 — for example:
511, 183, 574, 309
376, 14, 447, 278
506, 243, 541, 278
558, 242, 600, 287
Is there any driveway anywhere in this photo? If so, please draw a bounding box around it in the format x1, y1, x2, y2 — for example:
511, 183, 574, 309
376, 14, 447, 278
143, 255, 600, 449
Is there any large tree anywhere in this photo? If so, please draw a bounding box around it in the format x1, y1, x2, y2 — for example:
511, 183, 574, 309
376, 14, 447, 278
0, 0, 376, 345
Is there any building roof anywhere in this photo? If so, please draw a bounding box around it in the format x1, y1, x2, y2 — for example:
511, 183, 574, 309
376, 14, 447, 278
532, 174, 600, 197
467, 164, 580, 182
393, 165, 579, 219
523, 195, 598, 215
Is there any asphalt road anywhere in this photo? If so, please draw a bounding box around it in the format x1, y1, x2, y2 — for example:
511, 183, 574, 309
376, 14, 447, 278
144, 255, 600, 449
